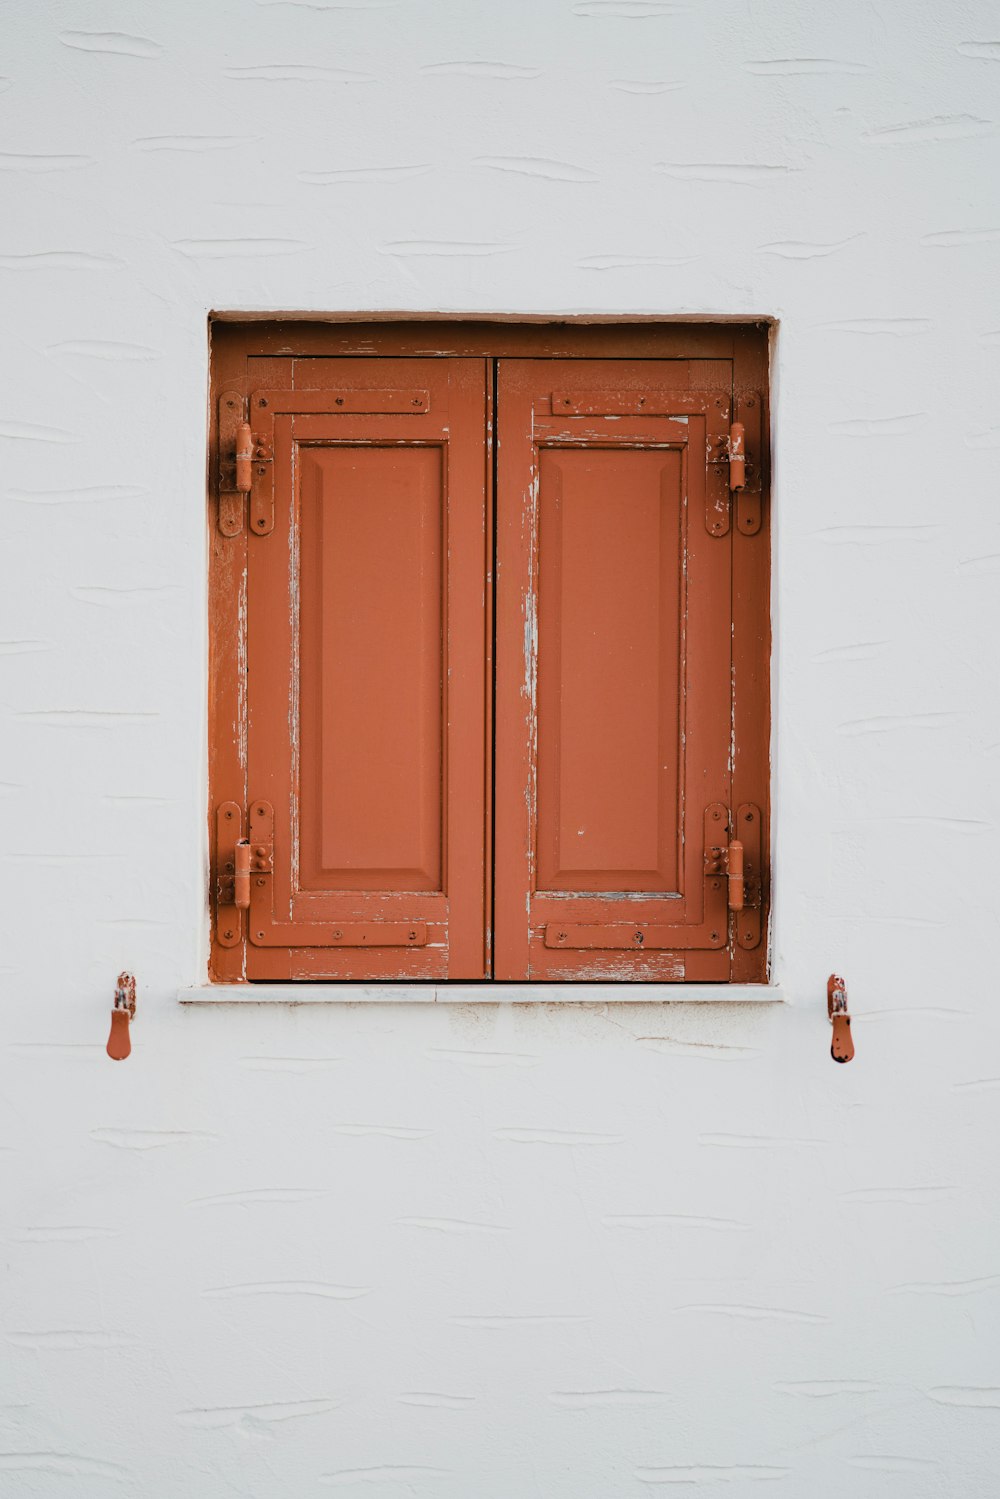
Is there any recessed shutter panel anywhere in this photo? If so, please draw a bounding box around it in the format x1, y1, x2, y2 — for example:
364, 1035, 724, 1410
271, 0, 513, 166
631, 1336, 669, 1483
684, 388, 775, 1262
245, 358, 489, 979
493, 359, 736, 981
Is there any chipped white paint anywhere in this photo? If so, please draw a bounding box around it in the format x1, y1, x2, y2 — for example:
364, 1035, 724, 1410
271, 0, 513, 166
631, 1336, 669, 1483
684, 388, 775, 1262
2, 1, 999, 1494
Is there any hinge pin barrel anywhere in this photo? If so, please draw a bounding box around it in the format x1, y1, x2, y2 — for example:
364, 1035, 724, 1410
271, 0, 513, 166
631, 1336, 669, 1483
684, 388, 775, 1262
234, 839, 251, 908
726, 838, 745, 910
235, 421, 253, 494
728, 422, 746, 491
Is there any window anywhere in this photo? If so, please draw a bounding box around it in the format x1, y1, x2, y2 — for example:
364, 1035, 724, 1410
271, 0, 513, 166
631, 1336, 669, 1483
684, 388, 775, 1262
209, 322, 770, 984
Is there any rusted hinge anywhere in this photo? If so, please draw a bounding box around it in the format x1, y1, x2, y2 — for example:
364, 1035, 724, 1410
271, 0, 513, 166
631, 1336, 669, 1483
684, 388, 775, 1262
704, 823, 744, 910
708, 396, 763, 538
704, 802, 763, 949
217, 392, 274, 536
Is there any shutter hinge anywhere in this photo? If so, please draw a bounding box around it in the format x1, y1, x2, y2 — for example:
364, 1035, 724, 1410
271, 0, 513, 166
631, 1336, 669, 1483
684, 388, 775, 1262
703, 803, 763, 948
710, 396, 764, 538
217, 393, 274, 536
215, 800, 274, 948
704, 825, 745, 910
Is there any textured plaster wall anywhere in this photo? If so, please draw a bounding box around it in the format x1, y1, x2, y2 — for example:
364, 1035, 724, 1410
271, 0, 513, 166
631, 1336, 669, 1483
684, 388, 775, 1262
3, 1, 1000, 1494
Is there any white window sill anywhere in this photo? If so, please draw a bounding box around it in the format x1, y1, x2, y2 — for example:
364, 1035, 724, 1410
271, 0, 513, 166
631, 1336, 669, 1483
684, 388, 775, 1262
179, 983, 786, 1005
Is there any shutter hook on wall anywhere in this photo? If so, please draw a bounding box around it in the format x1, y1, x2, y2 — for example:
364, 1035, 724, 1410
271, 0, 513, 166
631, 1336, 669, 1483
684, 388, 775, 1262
106, 971, 136, 1061
828, 974, 855, 1064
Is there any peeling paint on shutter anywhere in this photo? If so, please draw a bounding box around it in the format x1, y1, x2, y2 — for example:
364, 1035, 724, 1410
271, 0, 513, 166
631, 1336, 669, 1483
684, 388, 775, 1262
241, 358, 490, 980
493, 359, 746, 981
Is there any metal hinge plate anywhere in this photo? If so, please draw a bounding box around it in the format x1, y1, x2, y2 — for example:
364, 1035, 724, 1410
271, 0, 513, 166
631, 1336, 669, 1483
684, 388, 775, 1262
733, 395, 763, 535
217, 392, 246, 536
215, 800, 245, 946
248, 429, 274, 537
703, 802, 761, 948
706, 802, 760, 946
706, 395, 764, 537
735, 803, 762, 950
217, 393, 275, 536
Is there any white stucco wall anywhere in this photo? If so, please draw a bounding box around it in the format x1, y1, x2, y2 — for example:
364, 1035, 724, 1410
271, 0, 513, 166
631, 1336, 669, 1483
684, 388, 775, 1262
3, 1, 1000, 1493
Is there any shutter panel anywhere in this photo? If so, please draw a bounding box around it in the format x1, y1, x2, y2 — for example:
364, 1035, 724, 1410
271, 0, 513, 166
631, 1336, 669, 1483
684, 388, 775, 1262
494, 359, 735, 981
245, 358, 489, 980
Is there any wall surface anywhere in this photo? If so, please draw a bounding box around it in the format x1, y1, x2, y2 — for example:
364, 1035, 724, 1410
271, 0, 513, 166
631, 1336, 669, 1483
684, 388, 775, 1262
3, 1, 1000, 1494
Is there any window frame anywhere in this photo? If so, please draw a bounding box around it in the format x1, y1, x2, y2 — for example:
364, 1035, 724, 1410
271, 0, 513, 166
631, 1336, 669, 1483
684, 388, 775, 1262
208, 318, 772, 988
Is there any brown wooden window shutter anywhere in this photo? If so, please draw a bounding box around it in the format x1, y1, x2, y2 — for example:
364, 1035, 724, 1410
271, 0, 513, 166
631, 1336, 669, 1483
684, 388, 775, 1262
209, 325, 770, 985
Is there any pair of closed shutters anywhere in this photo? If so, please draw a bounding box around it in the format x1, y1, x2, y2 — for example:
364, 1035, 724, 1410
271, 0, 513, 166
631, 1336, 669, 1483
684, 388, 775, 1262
212, 354, 768, 982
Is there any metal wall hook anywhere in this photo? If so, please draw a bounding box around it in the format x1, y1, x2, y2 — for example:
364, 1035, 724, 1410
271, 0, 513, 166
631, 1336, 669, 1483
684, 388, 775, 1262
828, 974, 854, 1064
106, 971, 136, 1061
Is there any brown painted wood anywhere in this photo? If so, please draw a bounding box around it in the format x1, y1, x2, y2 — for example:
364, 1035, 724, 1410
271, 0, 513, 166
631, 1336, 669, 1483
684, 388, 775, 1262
212, 319, 759, 362
493, 359, 737, 981
235, 356, 489, 980
208, 338, 249, 982
727, 347, 771, 983
208, 321, 770, 984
